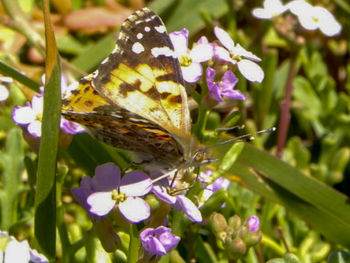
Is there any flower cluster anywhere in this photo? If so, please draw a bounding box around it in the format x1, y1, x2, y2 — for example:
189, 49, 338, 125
72, 163, 235, 256
12, 75, 84, 137
252, 0, 342, 37
168, 26, 264, 103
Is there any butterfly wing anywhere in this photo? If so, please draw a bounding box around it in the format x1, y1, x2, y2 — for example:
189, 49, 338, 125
92, 7, 191, 139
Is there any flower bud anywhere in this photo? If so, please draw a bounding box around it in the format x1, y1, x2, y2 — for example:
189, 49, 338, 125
225, 237, 247, 259
228, 214, 241, 231
209, 212, 227, 234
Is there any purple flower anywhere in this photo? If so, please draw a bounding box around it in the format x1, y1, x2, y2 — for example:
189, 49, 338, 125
214, 27, 264, 83
73, 163, 152, 223
152, 177, 202, 223
12, 75, 84, 137
140, 226, 180, 256
246, 216, 260, 232
198, 169, 230, 204
12, 94, 43, 137
206, 67, 244, 102
169, 29, 214, 83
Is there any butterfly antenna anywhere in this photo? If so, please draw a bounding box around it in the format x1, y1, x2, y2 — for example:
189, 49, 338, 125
215, 124, 245, 133
208, 127, 276, 148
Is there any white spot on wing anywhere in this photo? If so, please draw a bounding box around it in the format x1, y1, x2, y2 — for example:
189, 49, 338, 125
137, 33, 143, 39
144, 26, 150, 32
154, 25, 166, 34
100, 57, 109, 64
132, 42, 145, 54
151, 46, 176, 58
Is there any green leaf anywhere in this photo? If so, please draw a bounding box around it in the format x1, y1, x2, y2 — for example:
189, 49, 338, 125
0, 127, 24, 230
0, 60, 40, 92
151, 0, 228, 33
214, 144, 350, 247
194, 236, 218, 263
328, 251, 350, 263
34, 0, 61, 258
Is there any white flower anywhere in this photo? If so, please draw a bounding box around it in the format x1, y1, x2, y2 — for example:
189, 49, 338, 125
169, 29, 214, 83
287, 0, 342, 37
214, 27, 264, 83
252, 0, 289, 19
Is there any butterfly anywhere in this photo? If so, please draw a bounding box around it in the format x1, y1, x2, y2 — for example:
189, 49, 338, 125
62, 7, 213, 171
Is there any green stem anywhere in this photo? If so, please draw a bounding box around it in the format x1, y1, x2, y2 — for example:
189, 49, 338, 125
128, 224, 140, 263
276, 53, 297, 158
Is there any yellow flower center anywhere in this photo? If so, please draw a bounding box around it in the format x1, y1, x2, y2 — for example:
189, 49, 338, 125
111, 189, 126, 204
179, 55, 192, 67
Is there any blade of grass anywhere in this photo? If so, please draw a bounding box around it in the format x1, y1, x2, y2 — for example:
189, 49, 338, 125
34, 0, 61, 258
0, 61, 40, 92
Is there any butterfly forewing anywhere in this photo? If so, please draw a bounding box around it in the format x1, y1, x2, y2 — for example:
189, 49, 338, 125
93, 8, 191, 136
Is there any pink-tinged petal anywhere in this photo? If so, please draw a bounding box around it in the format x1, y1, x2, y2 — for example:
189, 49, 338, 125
12, 106, 35, 124
87, 192, 115, 216
190, 44, 214, 62
232, 44, 261, 62
214, 26, 235, 51
182, 63, 202, 83
152, 185, 177, 204
31, 95, 43, 114
238, 59, 264, 83
92, 163, 120, 191
174, 195, 202, 223
221, 89, 245, 100
120, 171, 152, 196
27, 120, 42, 137
169, 29, 189, 56
214, 46, 235, 64
197, 36, 209, 44
118, 197, 150, 223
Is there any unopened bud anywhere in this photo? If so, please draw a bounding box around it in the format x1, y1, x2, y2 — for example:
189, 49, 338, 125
210, 212, 227, 234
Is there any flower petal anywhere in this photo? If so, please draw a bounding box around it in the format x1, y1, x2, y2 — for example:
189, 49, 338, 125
5, 239, 31, 263
252, 0, 288, 19
237, 59, 264, 83
31, 94, 43, 114
221, 70, 239, 89
0, 85, 9, 102
174, 195, 202, 222
92, 163, 121, 191
152, 185, 177, 204
169, 29, 189, 56
118, 197, 150, 223
120, 170, 152, 196
27, 120, 42, 137
190, 43, 214, 62
87, 191, 115, 216
232, 43, 261, 62
155, 227, 180, 251
181, 63, 202, 83
214, 26, 235, 51
214, 46, 235, 63
12, 106, 36, 124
